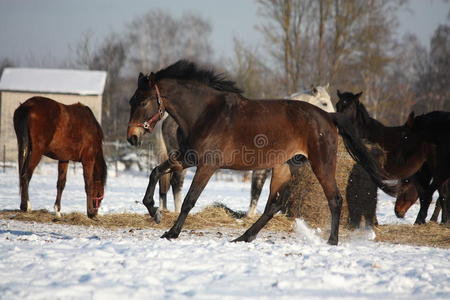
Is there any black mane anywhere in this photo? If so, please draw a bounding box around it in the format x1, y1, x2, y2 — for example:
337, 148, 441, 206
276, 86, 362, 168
155, 60, 243, 94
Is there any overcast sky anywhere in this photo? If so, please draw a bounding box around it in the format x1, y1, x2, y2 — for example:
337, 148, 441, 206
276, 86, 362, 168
0, 0, 448, 66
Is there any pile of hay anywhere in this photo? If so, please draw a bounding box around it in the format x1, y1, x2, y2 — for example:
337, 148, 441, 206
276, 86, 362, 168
375, 223, 450, 248
0, 206, 294, 232
286, 138, 381, 230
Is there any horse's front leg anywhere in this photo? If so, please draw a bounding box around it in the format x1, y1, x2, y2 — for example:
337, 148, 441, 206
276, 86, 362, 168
82, 159, 97, 219
143, 160, 174, 223
161, 165, 216, 239
54, 160, 69, 219
415, 179, 442, 225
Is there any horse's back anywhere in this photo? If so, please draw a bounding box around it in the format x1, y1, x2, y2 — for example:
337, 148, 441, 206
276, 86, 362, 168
65, 102, 103, 140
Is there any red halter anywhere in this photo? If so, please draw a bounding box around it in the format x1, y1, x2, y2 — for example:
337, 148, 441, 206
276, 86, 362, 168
94, 195, 103, 209
129, 84, 165, 131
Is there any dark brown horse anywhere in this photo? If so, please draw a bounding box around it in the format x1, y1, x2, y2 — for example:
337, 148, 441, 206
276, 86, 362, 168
403, 111, 450, 224
127, 60, 391, 245
13, 97, 107, 218
335, 91, 444, 224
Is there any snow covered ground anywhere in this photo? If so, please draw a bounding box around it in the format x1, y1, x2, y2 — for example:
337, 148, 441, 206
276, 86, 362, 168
0, 163, 449, 299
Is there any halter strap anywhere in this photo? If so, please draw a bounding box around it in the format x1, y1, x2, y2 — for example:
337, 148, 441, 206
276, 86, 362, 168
94, 195, 104, 209
128, 83, 165, 131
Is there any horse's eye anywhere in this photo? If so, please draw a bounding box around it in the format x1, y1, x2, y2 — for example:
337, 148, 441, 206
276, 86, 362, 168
139, 101, 146, 107
321, 102, 327, 106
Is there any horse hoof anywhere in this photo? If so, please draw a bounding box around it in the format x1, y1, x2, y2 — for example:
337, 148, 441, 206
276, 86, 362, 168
327, 238, 338, 246
414, 219, 426, 225
231, 234, 255, 243
161, 231, 178, 240
54, 211, 62, 220
150, 207, 162, 224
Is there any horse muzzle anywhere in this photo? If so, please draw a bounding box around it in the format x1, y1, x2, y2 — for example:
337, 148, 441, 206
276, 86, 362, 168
394, 208, 405, 218
127, 126, 144, 146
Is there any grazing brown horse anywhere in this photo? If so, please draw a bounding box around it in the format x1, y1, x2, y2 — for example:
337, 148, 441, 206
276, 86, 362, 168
335, 91, 442, 224
127, 60, 391, 245
13, 97, 107, 218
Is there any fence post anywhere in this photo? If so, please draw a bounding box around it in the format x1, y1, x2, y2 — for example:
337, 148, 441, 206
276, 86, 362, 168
3, 144, 5, 173
115, 140, 119, 177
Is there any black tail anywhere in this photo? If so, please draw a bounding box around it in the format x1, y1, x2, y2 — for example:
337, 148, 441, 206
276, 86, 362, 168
13, 105, 31, 197
213, 202, 247, 219
330, 113, 397, 196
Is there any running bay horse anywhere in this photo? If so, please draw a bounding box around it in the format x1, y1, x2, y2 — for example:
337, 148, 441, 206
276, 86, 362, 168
248, 84, 334, 216
13, 97, 107, 218
127, 60, 392, 245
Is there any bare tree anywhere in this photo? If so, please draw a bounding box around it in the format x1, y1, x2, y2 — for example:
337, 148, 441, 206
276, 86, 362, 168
127, 10, 213, 72
414, 24, 450, 113
257, 0, 316, 95
72, 32, 127, 139
229, 38, 276, 98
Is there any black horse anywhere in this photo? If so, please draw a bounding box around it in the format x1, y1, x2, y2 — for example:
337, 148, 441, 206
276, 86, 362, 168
335, 91, 448, 224
404, 111, 450, 224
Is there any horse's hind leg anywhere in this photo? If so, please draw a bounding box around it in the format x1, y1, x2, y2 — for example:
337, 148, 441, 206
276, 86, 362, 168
159, 173, 171, 211
309, 146, 342, 245
233, 164, 291, 243
171, 169, 185, 213
54, 161, 68, 218
247, 169, 271, 217
161, 165, 216, 239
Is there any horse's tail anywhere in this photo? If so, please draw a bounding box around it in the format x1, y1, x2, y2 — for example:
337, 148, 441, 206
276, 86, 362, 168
330, 113, 397, 196
13, 105, 31, 196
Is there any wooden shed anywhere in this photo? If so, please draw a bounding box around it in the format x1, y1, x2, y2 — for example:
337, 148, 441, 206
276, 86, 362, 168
0, 68, 107, 161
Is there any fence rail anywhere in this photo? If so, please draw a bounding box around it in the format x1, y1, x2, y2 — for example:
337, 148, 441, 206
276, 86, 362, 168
1, 142, 251, 182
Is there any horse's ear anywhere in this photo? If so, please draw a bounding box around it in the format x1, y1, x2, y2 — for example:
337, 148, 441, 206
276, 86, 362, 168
406, 111, 415, 128
312, 86, 318, 96
325, 83, 330, 90
138, 72, 148, 89
149, 72, 156, 87
355, 91, 363, 98
337, 89, 342, 98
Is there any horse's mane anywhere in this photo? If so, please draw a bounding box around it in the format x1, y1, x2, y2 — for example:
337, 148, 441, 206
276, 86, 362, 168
155, 60, 243, 94
355, 100, 376, 127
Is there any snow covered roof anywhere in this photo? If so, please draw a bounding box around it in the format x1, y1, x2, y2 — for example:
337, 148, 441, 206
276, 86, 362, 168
0, 68, 107, 95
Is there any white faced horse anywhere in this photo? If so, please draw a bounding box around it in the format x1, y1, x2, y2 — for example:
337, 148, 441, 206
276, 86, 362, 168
289, 83, 335, 113
247, 83, 335, 217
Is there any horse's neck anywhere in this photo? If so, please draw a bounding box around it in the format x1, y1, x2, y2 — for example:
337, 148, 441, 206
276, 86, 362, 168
162, 81, 220, 137
364, 117, 389, 144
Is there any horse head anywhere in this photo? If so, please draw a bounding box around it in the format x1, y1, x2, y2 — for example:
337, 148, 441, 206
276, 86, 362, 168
127, 72, 166, 146
395, 178, 418, 218
290, 84, 334, 112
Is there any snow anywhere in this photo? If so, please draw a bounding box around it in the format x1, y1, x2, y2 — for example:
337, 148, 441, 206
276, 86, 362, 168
0, 68, 107, 95
1, 163, 449, 299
